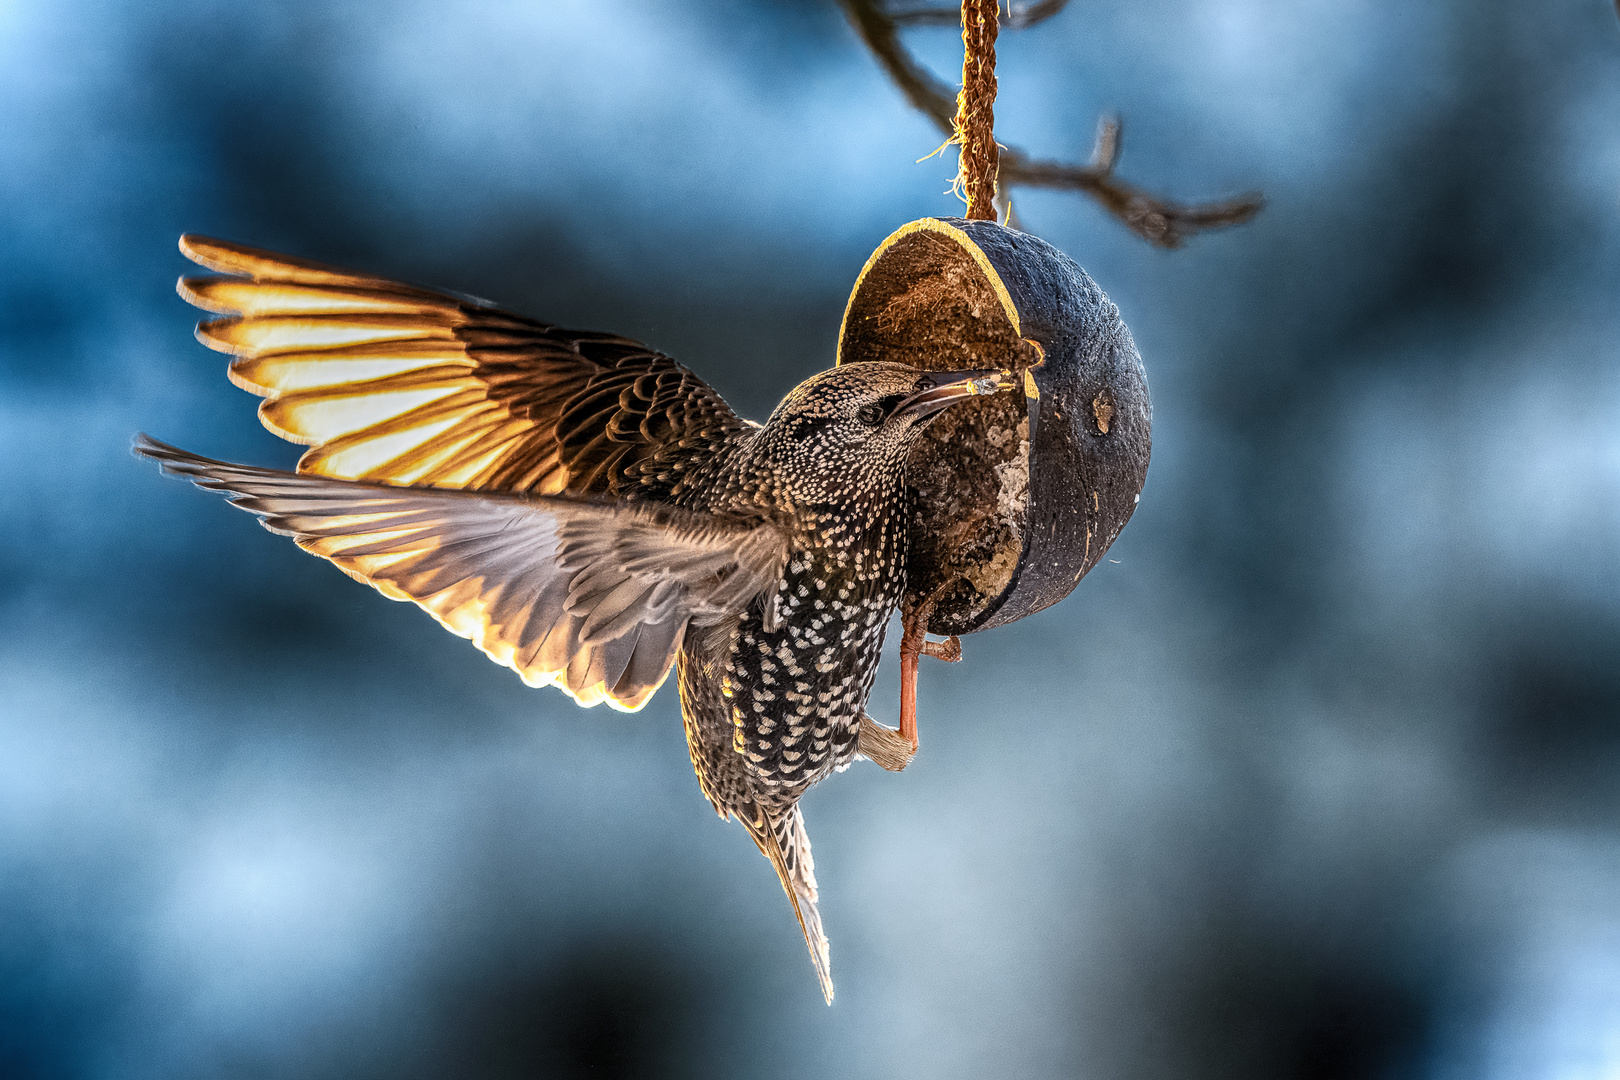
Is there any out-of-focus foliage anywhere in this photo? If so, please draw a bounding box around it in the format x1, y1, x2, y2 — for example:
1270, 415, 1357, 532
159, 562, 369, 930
2, 1, 1619, 1078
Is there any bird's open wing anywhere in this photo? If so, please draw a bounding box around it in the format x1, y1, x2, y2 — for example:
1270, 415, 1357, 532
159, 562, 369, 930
137, 436, 787, 712
177, 235, 752, 499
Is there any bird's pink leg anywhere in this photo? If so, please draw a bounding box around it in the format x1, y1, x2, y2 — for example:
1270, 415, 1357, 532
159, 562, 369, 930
899, 612, 924, 752
897, 599, 963, 752
859, 595, 962, 769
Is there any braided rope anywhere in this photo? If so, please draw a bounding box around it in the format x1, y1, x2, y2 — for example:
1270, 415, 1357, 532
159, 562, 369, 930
954, 0, 1000, 220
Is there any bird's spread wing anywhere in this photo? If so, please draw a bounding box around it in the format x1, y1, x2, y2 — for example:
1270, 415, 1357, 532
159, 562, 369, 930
177, 234, 753, 498
137, 436, 788, 712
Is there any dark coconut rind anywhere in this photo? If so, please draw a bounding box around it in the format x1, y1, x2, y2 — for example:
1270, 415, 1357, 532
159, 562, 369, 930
838, 218, 1150, 635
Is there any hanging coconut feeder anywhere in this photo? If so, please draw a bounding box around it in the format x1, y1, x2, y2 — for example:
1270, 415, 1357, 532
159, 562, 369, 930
835, 0, 1167, 773
838, 216, 1150, 637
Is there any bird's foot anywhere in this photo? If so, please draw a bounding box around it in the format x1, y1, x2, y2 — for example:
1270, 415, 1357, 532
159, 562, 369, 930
858, 714, 916, 772
922, 634, 962, 663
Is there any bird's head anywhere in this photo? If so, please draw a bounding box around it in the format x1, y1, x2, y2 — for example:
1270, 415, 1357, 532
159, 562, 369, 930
754, 361, 1016, 508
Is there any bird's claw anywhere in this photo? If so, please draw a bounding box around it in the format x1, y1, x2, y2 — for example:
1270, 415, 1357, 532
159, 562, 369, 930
922, 635, 962, 662
858, 714, 916, 772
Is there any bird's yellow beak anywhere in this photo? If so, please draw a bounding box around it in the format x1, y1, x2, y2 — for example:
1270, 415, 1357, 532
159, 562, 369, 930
897, 368, 1019, 419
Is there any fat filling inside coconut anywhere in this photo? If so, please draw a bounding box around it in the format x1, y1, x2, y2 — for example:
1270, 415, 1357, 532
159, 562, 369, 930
839, 228, 1037, 633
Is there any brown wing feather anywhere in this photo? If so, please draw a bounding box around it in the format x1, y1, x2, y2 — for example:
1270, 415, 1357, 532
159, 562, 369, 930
176, 235, 753, 502
135, 436, 788, 713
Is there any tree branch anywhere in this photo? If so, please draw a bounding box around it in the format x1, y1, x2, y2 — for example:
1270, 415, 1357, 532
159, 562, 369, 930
838, 0, 1263, 247
889, 0, 1069, 30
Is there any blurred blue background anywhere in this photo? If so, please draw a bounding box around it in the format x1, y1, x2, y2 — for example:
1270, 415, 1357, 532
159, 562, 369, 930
3, 1, 1620, 1076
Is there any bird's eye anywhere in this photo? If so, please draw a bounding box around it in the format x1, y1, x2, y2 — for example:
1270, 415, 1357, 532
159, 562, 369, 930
856, 404, 885, 426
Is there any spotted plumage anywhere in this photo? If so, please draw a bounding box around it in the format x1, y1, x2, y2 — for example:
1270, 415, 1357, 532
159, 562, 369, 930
137, 235, 1010, 1003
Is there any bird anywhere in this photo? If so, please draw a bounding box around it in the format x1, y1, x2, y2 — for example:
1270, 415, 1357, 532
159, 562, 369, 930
136, 234, 1014, 1003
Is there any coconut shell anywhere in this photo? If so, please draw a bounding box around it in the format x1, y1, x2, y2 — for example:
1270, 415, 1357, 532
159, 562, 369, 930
837, 217, 1150, 635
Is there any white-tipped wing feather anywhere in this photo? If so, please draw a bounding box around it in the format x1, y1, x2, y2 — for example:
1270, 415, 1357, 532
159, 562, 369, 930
136, 436, 787, 712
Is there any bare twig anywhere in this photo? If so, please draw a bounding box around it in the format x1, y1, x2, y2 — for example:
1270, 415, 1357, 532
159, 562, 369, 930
838, 0, 1262, 247
890, 0, 1069, 30
1090, 114, 1120, 172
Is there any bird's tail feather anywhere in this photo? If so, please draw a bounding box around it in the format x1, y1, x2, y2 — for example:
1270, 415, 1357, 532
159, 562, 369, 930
745, 804, 833, 1004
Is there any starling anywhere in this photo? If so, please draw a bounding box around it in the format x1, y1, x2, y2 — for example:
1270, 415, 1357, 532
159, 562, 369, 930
136, 235, 1014, 1003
